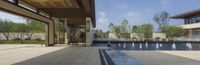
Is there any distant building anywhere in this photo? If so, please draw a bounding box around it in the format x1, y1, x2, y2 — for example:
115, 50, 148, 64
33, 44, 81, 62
108, 33, 166, 40
171, 9, 200, 38
152, 33, 166, 39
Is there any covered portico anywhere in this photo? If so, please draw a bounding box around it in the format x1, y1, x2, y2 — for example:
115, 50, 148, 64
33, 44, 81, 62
0, 0, 95, 46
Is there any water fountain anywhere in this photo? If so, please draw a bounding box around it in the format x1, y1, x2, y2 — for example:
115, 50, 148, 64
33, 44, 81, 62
118, 43, 121, 47
159, 43, 162, 47
186, 42, 192, 50
145, 42, 148, 47
123, 43, 126, 48
139, 43, 142, 49
156, 43, 159, 49
172, 43, 176, 50
132, 42, 135, 47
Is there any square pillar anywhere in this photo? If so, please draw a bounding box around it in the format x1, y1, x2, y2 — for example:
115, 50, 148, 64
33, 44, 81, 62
86, 17, 94, 46
45, 22, 55, 46
64, 19, 69, 45
188, 29, 193, 38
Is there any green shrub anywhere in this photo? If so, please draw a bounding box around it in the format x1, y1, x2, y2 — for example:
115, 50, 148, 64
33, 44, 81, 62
162, 38, 167, 41
25, 38, 31, 40
155, 37, 160, 41
35, 38, 42, 41
13, 38, 21, 40
145, 38, 152, 41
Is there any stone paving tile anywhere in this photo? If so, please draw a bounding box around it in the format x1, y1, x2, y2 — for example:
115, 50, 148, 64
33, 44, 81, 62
0, 44, 101, 65
123, 51, 200, 65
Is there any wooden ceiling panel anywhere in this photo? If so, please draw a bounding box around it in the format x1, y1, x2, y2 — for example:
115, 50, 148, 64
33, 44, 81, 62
67, 18, 86, 25
22, 0, 79, 8
20, 0, 95, 27
39, 8, 90, 18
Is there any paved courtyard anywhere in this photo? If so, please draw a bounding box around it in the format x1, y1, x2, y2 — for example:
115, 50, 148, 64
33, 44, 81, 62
2, 44, 200, 65
123, 51, 200, 65
0, 44, 101, 65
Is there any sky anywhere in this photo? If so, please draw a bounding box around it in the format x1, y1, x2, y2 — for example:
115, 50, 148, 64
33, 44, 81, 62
0, 11, 25, 23
95, 0, 200, 32
1, 0, 200, 32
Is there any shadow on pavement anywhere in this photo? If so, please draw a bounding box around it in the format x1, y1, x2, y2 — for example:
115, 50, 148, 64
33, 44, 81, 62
12, 47, 100, 65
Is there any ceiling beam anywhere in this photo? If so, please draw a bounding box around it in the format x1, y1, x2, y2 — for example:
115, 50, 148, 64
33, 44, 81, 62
81, 0, 91, 15
39, 8, 91, 17
69, 0, 79, 8
53, 15, 87, 18
90, 0, 96, 27
39, 8, 85, 12
0, 0, 53, 23
22, 0, 79, 8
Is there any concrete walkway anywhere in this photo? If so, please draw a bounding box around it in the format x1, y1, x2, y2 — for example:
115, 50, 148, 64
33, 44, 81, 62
123, 51, 200, 65
0, 44, 101, 65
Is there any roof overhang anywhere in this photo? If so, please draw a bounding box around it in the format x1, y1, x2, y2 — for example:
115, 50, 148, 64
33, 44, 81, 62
21, 0, 96, 27
171, 8, 200, 19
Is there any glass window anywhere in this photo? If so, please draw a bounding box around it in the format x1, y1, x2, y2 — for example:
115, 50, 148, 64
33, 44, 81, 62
188, 15, 200, 24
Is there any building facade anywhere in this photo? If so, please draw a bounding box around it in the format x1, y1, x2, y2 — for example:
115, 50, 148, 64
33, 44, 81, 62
172, 9, 200, 38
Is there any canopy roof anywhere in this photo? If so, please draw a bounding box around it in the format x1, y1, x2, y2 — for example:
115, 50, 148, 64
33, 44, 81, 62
171, 8, 200, 19
21, 0, 96, 27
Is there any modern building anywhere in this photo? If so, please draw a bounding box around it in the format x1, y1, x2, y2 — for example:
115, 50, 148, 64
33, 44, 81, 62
0, 0, 95, 46
172, 9, 200, 38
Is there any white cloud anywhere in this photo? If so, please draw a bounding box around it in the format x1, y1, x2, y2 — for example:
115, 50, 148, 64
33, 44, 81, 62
116, 3, 129, 10
96, 11, 109, 31
125, 11, 145, 25
161, 0, 171, 5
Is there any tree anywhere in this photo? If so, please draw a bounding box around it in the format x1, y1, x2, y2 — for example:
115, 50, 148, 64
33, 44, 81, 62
16, 23, 27, 44
132, 24, 153, 40
108, 23, 114, 33
108, 22, 121, 38
142, 24, 153, 39
153, 11, 170, 32
94, 29, 102, 39
108, 19, 131, 39
23, 18, 45, 39
120, 19, 130, 33
161, 25, 185, 39
0, 19, 13, 40
94, 29, 108, 39
132, 25, 138, 32
133, 25, 144, 40
113, 25, 122, 38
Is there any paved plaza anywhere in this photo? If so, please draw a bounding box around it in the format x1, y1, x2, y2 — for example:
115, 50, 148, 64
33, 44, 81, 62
0, 44, 101, 65
123, 51, 200, 65
2, 44, 200, 65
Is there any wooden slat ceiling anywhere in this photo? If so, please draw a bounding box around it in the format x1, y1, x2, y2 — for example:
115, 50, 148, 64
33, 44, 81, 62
22, 0, 79, 8
21, 0, 95, 27
67, 18, 86, 25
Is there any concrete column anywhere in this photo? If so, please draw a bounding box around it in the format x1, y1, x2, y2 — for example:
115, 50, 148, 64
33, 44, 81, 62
86, 17, 93, 46
188, 29, 193, 38
64, 19, 69, 45
45, 22, 54, 46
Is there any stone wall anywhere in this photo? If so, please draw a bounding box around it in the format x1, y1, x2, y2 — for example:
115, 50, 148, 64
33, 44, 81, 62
152, 33, 166, 39
108, 33, 166, 40
0, 33, 45, 40
108, 33, 118, 39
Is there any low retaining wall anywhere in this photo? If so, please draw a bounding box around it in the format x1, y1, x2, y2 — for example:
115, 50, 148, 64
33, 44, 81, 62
0, 33, 45, 40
